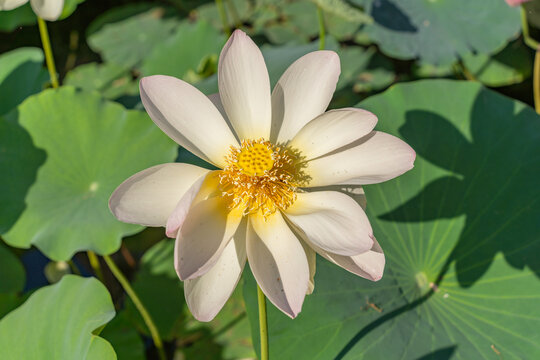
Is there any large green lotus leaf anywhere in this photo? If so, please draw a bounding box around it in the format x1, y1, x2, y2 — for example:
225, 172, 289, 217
0, 275, 116, 359
0, 114, 46, 234
64, 62, 138, 100
244, 80, 540, 359
101, 311, 145, 360
0, 242, 25, 293
2, 87, 177, 260
86, 3, 157, 36
87, 8, 178, 69
124, 239, 186, 340
0, 47, 47, 116
140, 21, 225, 81
463, 41, 532, 87
357, 0, 521, 64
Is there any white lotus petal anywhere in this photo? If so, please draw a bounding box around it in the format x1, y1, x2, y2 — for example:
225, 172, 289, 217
272, 51, 340, 143
30, 0, 64, 21
185, 224, 247, 322
247, 211, 309, 318
140, 75, 238, 168
289, 108, 377, 160
218, 29, 271, 140
0, 0, 27, 11
306, 131, 416, 187
316, 238, 385, 281
284, 191, 373, 256
300, 240, 316, 295
308, 185, 366, 210
174, 197, 244, 280
109, 163, 209, 227
165, 170, 219, 238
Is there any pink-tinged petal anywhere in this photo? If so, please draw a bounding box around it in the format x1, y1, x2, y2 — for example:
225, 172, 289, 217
305, 131, 416, 187
218, 29, 272, 140
166, 171, 223, 238
284, 191, 373, 256
185, 223, 247, 322
315, 238, 385, 281
272, 51, 340, 143
109, 163, 209, 227
505, 0, 530, 6
30, 0, 64, 21
166, 174, 207, 238
247, 211, 309, 318
174, 197, 244, 280
0, 0, 27, 11
289, 108, 377, 161
140, 75, 238, 168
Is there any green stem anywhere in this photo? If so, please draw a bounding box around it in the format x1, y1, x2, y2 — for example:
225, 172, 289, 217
216, 0, 231, 37
37, 17, 59, 88
257, 284, 268, 360
67, 260, 81, 276
317, 6, 326, 50
87, 251, 104, 282
534, 51, 540, 114
103, 255, 166, 360
521, 6, 540, 50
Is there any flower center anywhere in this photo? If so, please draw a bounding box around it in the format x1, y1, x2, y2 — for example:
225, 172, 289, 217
219, 138, 308, 217
237, 142, 274, 176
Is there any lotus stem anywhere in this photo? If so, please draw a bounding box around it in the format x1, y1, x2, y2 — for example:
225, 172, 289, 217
257, 284, 269, 360
103, 255, 166, 360
37, 17, 59, 88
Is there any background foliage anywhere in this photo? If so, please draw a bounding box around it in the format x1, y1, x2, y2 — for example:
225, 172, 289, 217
0, 0, 538, 359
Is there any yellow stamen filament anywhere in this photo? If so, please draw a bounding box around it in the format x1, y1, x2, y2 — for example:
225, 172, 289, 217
219, 138, 308, 217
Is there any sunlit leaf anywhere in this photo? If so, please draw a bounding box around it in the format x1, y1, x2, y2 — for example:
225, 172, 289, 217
87, 8, 178, 69
244, 80, 540, 359
141, 20, 224, 81
2, 87, 177, 260
359, 0, 521, 64
0, 275, 116, 359
64, 62, 138, 100
463, 41, 532, 87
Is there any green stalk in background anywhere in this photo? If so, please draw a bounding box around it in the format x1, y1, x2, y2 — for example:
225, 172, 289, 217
37, 17, 59, 88
257, 284, 269, 360
103, 255, 167, 360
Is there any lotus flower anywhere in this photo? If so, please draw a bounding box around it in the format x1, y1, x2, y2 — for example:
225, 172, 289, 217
110, 30, 416, 321
0, 0, 63, 21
